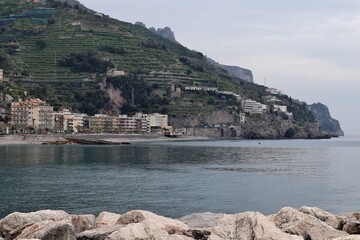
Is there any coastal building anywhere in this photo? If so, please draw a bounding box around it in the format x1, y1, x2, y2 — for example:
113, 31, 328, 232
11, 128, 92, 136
54, 109, 88, 133
242, 99, 267, 114
263, 95, 280, 103
273, 105, 293, 117
87, 114, 119, 133
266, 88, 282, 95
0, 69, 3, 81
118, 115, 141, 133
239, 112, 246, 124
10, 98, 54, 130
106, 69, 125, 77
135, 113, 168, 133
8, 97, 171, 134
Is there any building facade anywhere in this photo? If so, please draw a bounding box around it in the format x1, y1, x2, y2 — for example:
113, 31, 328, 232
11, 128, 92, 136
242, 99, 267, 114
10, 98, 54, 130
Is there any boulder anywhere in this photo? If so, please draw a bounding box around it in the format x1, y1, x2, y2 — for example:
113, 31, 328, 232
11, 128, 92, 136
337, 212, 360, 233
178, 212, 224, 228
96, 212, 121, 228
299, 206, 343, 229
106, 210, 193, 240
77, 227, 119, 240
14, 220, 76, 240
0, 210, 70, 237
338, 212, 360, 222
209, 211, 302, 240
332, 237, 360, 240
70, 214, 96, 233
342, 221, 360, 234
270, 207, 348, 240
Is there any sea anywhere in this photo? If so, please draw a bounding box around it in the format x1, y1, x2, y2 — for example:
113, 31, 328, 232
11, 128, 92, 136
1, 136, 360, 219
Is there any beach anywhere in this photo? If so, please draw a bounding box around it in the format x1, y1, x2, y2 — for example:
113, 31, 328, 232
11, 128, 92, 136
0, 134, 209, 145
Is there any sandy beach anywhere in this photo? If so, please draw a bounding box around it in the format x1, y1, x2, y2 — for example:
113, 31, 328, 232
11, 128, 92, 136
0, 134, 209, 145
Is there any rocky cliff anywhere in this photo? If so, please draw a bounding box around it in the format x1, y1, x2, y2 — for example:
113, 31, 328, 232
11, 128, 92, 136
135, 22, 179, 43
169, 109, 326, 139
206, 57, 254, 83
1, 207, 360, 240
135, 22, 254, 83
308, 103, 344, 136
149, 27, 178, 43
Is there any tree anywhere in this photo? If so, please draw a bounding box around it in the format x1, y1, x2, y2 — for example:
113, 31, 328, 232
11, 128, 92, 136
35, 40, 46, 50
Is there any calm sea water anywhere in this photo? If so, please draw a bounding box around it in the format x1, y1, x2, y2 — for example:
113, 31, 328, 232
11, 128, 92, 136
1, 137, 360, 219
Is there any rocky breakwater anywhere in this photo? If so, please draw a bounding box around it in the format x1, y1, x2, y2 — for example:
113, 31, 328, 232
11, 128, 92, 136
1, 207, 360, 240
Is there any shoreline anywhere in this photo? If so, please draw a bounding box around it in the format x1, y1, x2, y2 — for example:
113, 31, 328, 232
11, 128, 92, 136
0, 133, 344, 146
0, 207, 359, 239
0, 134, 210, 145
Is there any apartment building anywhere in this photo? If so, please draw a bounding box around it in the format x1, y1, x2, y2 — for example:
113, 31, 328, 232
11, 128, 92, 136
54, 109, 88, 133
10, 98, 54, 129
87, 114, 119, 133
242, 99, 267, 114
135, 113, 168, 133
0, 69, 3, 81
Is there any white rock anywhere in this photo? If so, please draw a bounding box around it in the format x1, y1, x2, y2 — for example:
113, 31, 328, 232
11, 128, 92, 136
14, 220, 75, 240
106, 210, 192, 240
70, 214, 96, 233
77, 227, 119, 240
209, 211, 302, 240
96, 211, 121, 227
178, 212, 225, 228
299, 206, 343, 229
342, 221, 360, 234
270, 207, 348, 240
332, 236, 360, 240
0, 210, 70, 237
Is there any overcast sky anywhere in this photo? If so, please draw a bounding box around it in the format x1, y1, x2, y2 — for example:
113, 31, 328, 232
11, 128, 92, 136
80, 0, 360, 135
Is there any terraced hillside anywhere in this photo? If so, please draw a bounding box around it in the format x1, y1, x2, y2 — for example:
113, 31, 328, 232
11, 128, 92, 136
0, 0, 321, 136
0, 0, 255, 112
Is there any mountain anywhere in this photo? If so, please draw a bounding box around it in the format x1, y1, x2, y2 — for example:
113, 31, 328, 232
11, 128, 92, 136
0, 0, 341, 138
135, 22, 178, 44
149, 27, 178, 44
308, 103, 344, 136
206, 57, 254, 83
137, 22, 254, 83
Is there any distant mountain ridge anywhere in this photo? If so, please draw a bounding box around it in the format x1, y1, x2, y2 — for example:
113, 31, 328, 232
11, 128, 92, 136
135, 22, 178, 43
135, 22, 254, 83
206, 57, 254, 83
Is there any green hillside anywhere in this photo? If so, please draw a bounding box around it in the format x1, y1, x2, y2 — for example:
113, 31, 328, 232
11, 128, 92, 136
0, 0, 316, 127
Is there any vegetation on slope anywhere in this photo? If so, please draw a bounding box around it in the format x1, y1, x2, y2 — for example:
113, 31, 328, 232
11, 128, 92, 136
0, 0, 317, 130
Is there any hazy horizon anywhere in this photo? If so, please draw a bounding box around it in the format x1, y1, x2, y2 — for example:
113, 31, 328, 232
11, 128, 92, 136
79, 0, 360, 135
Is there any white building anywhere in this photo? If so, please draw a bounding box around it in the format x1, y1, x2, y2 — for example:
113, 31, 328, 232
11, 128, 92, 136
0, 69, 4, 81
242, 99, 267, 114
135, 113, 168, 133
267, 88, 282, 95
274, 105, 287, 113
107, 69, 125, 77
273, 105, 293, 117
239, 112, 246, 124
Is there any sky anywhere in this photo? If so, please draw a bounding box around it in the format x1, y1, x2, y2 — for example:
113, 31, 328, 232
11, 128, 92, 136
80, 0, 360, 135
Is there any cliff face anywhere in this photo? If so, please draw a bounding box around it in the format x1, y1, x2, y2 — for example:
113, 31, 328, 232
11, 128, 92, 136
150, 27, 178, 43
206, 57, 254, 83
135, 22, 179, 43
308, 103, 344, 136
136, 22, 254, 83
169, 109, 326, 139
